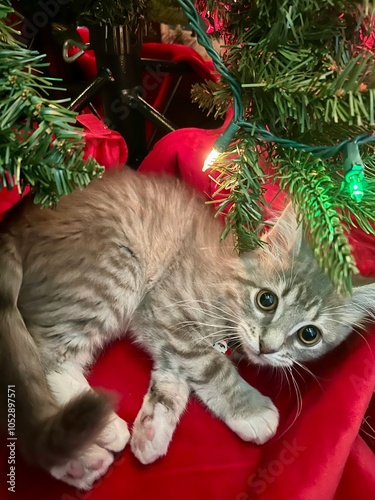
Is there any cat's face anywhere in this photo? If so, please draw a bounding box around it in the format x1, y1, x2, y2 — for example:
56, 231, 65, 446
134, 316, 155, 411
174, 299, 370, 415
237, 204, 375, 368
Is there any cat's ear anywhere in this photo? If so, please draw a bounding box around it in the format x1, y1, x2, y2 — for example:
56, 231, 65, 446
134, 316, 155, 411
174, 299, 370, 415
349, 276, 375, 324
262, 202, 303, 256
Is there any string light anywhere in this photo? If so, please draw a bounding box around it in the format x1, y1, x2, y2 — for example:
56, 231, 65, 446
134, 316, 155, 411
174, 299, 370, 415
177, 0, 374, 201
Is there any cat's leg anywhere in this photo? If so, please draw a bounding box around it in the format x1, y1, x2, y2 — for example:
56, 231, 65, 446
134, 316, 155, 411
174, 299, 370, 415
47, 360, 130, 452
187, 352, 279, 444
46, 360, 130, 489
130, 369, 190, 464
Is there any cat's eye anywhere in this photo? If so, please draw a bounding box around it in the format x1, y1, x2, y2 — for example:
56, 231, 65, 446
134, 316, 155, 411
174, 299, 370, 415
297, 325, 321, 345
256, 290, 278, 312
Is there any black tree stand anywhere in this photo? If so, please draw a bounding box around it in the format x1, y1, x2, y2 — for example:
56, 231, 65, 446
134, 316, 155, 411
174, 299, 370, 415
89, 24, 147, 168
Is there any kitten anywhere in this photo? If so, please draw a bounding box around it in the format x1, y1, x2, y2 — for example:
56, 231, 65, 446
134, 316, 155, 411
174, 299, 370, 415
0, 167, 374, 490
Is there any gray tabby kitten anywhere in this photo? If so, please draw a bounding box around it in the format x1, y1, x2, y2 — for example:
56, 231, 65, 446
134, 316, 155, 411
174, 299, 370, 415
0, 167, 374, 490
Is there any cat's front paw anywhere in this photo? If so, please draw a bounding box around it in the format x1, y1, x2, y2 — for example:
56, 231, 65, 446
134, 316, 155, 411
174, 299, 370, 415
227, 399, 279, 445
96, 412, 130, 452
130, 402, 175, 464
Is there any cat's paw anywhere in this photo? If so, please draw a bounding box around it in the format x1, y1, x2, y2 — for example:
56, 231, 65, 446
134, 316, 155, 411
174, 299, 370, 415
50, 413, 130, 490
96, 412, 130, 452
49, 444, 114, 490
227, 399, 279, 445
130, 402, 175, 464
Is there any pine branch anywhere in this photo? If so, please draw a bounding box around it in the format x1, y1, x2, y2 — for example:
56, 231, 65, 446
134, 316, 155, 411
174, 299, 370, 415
209, 134, 267, 252
191, 80, 232, 118
195, 1, 375, 142
273, 149, 358, 293
0, 2, 104, 206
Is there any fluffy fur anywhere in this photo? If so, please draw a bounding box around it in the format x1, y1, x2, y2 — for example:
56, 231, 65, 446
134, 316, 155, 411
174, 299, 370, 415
0, 167, 374, 489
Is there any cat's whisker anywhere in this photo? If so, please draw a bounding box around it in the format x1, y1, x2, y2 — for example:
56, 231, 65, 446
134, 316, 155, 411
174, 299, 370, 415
360, 417, 375, 440
265, 255, 286, 284
190, 332, 242, 348
277, 367, 303, 440
288, 268, 298, 291
287, 272, 297, 291
274, 367, 287, 399
320, 315, 366, 330
170, 319, 238, 332
351, 330, 373, 357
168, 312, 238, 328
197, 300, 245, 323
326, 305, 369, 318
289, 368, 303, 414
287, 247, 298, 290
279, 262, 287, 286
321, 305, 348, 313
169, 324, 237, 342
282, 366, 292, 398
162, 305, 240, 326
292, 360, 325, 391
153, 298, 243, 324
171, 321, 238, 340
190, 307, 241, 327
319, 316, 373, 354
226, 338, 245, 358
322, 304, 373, 318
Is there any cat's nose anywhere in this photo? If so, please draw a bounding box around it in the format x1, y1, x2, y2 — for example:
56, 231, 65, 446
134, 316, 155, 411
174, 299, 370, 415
259, 339, 277, 355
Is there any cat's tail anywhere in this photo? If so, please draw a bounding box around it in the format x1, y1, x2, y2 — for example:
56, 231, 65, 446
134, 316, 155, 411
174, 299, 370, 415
0, 235, 112, 469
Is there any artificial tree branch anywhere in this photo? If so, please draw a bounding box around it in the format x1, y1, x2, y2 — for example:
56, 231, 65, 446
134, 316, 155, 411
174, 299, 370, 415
0, 1, 104, 206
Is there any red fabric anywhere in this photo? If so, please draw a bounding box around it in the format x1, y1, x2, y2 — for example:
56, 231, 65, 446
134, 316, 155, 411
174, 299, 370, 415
0, 186, 29, 220
1, 123, 374, 500
77, 114, 128, 167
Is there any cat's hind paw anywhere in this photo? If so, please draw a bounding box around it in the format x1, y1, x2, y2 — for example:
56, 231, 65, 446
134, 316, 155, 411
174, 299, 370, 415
50, 413, 130, 490
49, 444, 114, 490
227, 400, 279, 445
130, 402, 175, 464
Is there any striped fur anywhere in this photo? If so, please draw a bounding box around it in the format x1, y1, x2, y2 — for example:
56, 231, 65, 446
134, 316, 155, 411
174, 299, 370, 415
0, 167, 374, 489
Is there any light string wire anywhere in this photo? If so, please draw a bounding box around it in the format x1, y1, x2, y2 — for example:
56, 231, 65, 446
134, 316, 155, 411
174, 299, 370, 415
177, 0, 243, 122
177, 0, 375, 162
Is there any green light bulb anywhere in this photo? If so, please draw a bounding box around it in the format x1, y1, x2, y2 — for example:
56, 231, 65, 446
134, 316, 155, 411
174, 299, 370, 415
344, 164, 364, 202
